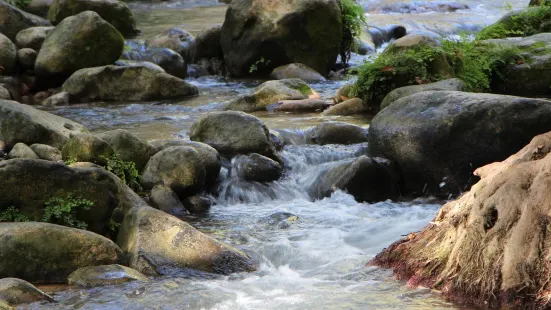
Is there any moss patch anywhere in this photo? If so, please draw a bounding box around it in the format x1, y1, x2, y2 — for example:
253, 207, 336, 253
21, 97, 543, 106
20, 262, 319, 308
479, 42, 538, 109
476, 5, 551, 40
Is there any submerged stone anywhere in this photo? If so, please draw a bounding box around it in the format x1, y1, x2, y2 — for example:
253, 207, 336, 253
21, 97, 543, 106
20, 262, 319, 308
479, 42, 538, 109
68, 264, 149, 288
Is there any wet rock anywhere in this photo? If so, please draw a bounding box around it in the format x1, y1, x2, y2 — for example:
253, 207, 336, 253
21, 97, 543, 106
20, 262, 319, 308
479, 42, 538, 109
0, 99, 87, 149
306, 122, 368, 145
0, 222, 122, 283
380, 78, 465, 110
29, 143, 62, 161
221, 0, 342, 77
68, 264, 149, 288
0, 1, 51, 41
190, 111, 278, 159
98, 129, 157, 171
308, 156, 400, 202
259, 212, 299, 229
369, 91, 551, 196
145, 26, 194, 61
227, 79, 319, 112
334, 83, 354, 103
181, 195, 214, 215
0, 33, 17, 74
35, 11, 124, 87
364, 1, 468, 14
149, 185, 188, 217
0, 278, 53, 306
62, 65, 198, 102
0, 87, 10, 100
272, 99, 331, 113
15, 26, 54, 50
61, 134, 114, 165
7, 143, 39, 159
16, 48, 37, 70
25, 0, 53, 17
370, 131, 551, 308
123, 48, 187, 79
117, 206, 256, 276
322, 98, 367, 116
141, 146, 206, 197
114, 59, 165, 72
48, 0, 138, 36
192, 24, 222, 62
236, 153, 283, 183
41, 91, 69, 106
270, 63, 326, 82
352, 38, 374, 55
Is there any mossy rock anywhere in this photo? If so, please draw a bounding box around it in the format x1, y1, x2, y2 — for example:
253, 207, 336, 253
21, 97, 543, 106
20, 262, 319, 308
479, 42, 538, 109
221, 0, 342, 77
306, 121, 368, 145
0, 222, 122, 283
0, 33, 17, 75
322, 98, 367, 116
48, 0, 138, 36
0, 278, 53, 306
15, 26, 54, 50
98, 129, 157, 171
380, 78, 465, 110
227, 79, 318, 112
0, 1, 51, 41
477, 6, 551, 40
68, 264, 149, 288
35, 11, 124, 87
7, 143, 39, 159
62, 65, 198, 102
61, 134, 115, 165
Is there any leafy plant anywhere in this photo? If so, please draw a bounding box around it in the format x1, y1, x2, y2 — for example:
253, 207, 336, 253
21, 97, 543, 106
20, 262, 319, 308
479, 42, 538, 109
0, 207, 30, 222
4, 0, 30, 9
339, 0, 366, 66
42, 194, 93, 229
105, 154, 141, 191
64, 157, 77, 165
476, 4, 551, 40
249, 57, 271, 73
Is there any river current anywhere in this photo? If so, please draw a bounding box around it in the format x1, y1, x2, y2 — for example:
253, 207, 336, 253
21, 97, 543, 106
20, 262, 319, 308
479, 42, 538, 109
31, 0, 531, 308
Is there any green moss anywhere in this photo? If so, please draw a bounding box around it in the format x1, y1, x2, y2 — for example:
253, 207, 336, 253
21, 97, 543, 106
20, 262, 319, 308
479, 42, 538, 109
4, 0, 30, 9
476, 5, 551, 40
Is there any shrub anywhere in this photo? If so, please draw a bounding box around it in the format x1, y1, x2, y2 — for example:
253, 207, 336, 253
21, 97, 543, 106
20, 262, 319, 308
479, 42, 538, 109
42, 194, 94, 229
105, 154, 141, 191
0, 207, 30, 222
339, 0, 366, 66
476, 5, 551, 40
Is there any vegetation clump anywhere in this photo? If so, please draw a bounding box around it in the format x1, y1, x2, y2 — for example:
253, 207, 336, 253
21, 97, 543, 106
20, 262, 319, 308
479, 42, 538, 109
105, 154, 141, 191
339, 0, 366, 66
0, 206, 30, 222
476, 5, 551, 40
4, 0, 30, 9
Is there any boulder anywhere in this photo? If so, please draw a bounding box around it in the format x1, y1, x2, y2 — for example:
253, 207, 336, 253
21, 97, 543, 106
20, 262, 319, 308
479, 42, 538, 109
181, 195, 214, 215
14, 26, 54, 50
322, 98, 367, 116
380, 78, 465, 110
145, 27, 194, 61
270, 63, 326, 82
35, 11, 124, 87
0, 87, 10, 100
236, 153, 283, 182
116, 206, 256, 275
123, 48, 187, 79
62, 65, 199, 102
369, 91, 551, 196
272, 99, 331, 113
141, 146, 206, 197
29, 143, 62, 161
0, 33, 17, 74
0, 99, 87, 150
25, 0, 53, 17
334, 83, 354, 103
16, 48, 37, 70
306, 122, 368, 145
227, 79, 319, 112
68, 264, 149, 288
308, 156, 399, 202
370, 131, 551, 308
0, 222, 122, 283
192, 24, 222, 62
0, 1, 50, 41
0, 159, 148, 234
0, 278, 53, 306
189, 111, 277, 158
149, 185, 187, 217
48, 0, 138, 36
61, 134, 114, 165
114, 59, 165, 72
221, 0, 342, 77
98, 129, 157, 171
41, 91, 69, 106
7, 143, 38, 159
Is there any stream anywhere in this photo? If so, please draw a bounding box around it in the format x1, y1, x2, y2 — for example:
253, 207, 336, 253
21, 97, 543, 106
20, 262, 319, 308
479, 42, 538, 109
30, 0, 531, 309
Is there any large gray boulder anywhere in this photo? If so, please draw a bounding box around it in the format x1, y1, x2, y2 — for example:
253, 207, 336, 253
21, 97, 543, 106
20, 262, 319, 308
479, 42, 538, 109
0, 278, 53, 306
226, 79, 318, 112
117, 206, 256, 276
0, 1, 50, 41
0, 222, 122, 283
14, 26, 54, 50
98, 129, 157, 171
190, 111, 278, 159
369, 91, 551, 196
0, 159, 148, 234
0, 33, 17, 74
35, 11, 124, 86
48, 0, 138, 36
62, 65, 198, 102
221, 0, 342, 77
0, 99, 87, 150
7, 143, 38, 159
380, 78, 465, 110
308, 156, 400, 202
235, 153, 283, 183
192, 24, 222, 62
61, 133, 115, 165
141, 146, 206, 197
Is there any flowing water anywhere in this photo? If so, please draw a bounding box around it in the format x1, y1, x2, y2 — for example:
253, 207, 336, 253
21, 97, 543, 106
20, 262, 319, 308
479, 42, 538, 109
32, 0, 533, 308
